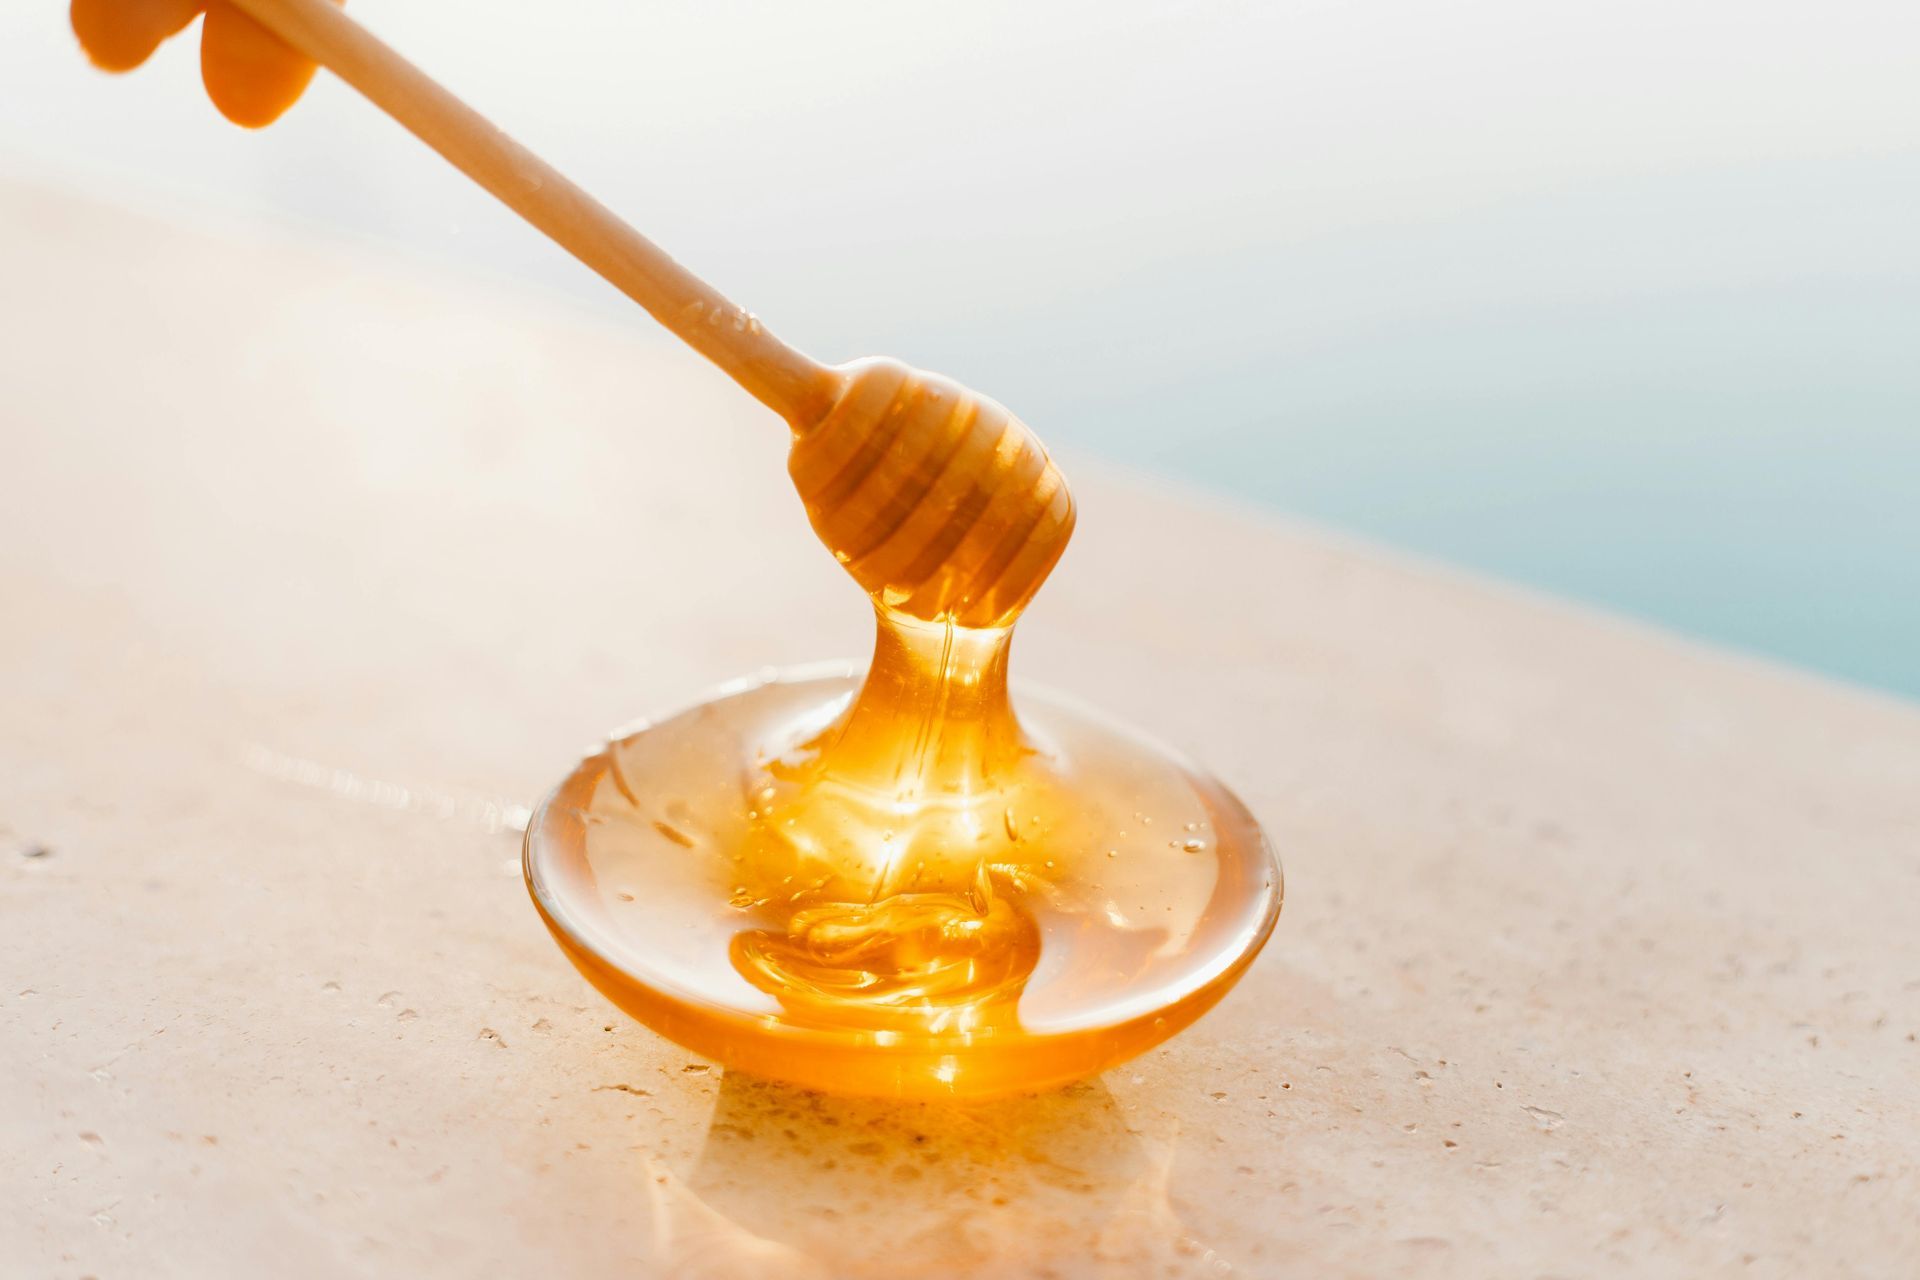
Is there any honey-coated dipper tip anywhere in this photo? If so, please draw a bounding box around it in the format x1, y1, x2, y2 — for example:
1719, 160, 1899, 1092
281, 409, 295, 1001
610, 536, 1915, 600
788, 360, 1075, 630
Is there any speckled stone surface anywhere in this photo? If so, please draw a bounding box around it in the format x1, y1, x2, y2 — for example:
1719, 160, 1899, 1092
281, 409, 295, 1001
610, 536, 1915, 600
4, 183, 1918, 1279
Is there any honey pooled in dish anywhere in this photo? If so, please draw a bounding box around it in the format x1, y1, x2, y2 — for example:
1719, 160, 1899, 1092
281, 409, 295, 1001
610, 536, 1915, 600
526, 369, 1282, 1100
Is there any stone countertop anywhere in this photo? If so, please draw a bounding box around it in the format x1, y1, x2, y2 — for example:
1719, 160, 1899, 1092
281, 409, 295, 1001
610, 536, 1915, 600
3, 182, 1917, 1279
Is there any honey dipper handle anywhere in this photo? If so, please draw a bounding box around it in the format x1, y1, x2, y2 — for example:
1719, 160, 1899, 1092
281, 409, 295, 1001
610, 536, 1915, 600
225, 0, 840, 425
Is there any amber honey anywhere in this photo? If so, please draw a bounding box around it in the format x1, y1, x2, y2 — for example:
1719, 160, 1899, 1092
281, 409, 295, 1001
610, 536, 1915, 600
526, 604, 1281, 1100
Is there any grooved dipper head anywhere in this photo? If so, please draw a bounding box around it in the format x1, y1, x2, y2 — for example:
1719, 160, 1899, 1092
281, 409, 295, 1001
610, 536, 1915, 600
787, 358, 1075, 630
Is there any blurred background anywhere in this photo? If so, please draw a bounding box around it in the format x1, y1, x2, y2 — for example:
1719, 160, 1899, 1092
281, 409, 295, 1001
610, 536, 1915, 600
4, 0, 1916, 697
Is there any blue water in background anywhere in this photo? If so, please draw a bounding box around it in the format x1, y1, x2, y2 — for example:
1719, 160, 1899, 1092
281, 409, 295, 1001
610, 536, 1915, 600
1083, 302, 1919, 700
1043, 283, 1920, 700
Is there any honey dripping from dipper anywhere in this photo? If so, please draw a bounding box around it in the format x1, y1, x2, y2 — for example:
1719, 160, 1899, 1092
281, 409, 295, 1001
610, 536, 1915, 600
71, 0, 1282, 1101
526, 362, 1282, 1101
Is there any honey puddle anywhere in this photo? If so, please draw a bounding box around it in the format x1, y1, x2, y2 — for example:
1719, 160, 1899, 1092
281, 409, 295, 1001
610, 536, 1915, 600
528, 602, 1280, 1100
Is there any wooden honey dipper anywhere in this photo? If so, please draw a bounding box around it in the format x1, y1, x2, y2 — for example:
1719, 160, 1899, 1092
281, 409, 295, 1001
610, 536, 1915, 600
91, 0, 1074, 629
